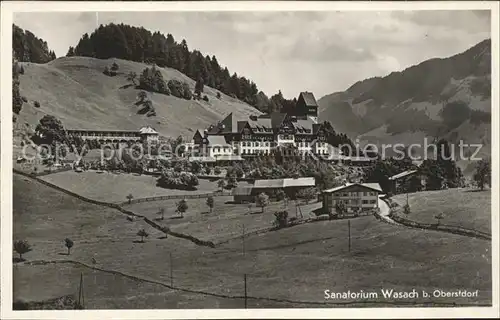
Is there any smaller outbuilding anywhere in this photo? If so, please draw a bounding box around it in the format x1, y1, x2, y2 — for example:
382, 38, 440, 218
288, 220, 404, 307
232, 187, 254, 204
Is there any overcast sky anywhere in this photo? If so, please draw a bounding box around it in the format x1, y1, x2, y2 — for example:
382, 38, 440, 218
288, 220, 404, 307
14, 10, 490, 99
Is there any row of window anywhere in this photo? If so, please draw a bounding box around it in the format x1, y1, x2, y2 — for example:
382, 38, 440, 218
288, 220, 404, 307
337, 199, 376, 205
211, 147, 232, 153
278, 134, 294, 140
240, 141, 274, 147
337, 191, 378, 197
70, 132, 140, 138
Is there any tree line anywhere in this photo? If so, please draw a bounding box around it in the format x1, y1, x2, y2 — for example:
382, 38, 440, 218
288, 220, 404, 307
13, 24, 56, 63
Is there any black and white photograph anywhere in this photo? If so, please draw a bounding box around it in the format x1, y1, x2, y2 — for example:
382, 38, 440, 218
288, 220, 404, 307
1, 1, 499, 318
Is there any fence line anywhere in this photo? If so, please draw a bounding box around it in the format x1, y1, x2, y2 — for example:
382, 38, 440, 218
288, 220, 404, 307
389, 209, 491, 240
121, 190, 233, 205
14, 169, 219, 248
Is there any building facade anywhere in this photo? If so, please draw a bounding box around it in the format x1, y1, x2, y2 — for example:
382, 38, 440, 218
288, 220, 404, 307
66, 126, 159, 144
322, 183, 382, 215
188, 92, 334, 159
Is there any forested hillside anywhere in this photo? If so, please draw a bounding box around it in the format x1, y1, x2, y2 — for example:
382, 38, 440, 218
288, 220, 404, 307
68, 23, 262, 109
13, 24, 57, 63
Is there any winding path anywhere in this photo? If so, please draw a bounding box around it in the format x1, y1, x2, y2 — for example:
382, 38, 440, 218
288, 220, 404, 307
376, 197, 400, 225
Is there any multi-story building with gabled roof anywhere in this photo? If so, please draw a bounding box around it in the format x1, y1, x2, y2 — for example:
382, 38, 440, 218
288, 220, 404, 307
186, 92, 333, 161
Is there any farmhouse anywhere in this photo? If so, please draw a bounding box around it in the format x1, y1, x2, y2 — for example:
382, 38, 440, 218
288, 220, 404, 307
322, 183, 382, 215
388, 169, 426, 194
66, 126, 159, 144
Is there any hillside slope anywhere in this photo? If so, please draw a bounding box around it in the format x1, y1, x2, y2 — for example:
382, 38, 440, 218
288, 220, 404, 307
318, 39, 491, 174
14, 56, 261, 141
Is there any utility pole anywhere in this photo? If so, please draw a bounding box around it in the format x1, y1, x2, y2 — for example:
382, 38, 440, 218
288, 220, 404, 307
244, 274, 248, 309
242, 224, 246, 257
170, 252, 173, 287
77, 272, 84, 309
348, 220, 351, 253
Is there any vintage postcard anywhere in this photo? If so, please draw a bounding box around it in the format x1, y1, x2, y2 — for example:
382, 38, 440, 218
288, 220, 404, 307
1, 1, 499, 319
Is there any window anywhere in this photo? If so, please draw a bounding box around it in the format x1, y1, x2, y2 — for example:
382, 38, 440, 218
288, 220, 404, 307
362, 200, 369, 204
370, 200, 377, 204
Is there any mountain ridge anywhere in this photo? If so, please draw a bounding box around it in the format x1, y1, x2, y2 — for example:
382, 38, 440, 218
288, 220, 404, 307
318, 39, 491, 175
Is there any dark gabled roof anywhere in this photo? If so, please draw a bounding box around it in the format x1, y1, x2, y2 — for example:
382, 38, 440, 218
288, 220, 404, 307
299, 92, 318, 108
269, 112, 288, 130
291, 119, 314, 134
207, 113, 236, 134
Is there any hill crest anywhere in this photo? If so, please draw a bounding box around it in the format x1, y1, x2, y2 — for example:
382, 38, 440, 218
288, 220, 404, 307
14, 56, 261, 143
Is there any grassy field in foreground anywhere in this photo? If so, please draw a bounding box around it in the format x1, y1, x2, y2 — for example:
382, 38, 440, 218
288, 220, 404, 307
13, 174, 492, 308
40, 171, 224, 203
392, 188, 491, 233
124, 196, 321, 243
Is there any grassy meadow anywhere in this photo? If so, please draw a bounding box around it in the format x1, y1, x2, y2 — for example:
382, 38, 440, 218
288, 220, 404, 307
40, 171, 226, 203
392, 188, 491, 234
13, 173, 492, 308
124, 196, 321, 243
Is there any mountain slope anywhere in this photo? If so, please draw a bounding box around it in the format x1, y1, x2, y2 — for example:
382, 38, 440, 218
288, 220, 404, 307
318, 39, 491, 174
14, 56, 261, 141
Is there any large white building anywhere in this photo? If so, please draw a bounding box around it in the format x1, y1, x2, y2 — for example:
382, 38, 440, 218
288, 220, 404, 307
186, 92, 335, 160
66, 126, 159, 144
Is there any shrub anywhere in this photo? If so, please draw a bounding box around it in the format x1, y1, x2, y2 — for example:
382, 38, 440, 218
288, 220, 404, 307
296, 187, 317, 204
139, 66, 170, 95
256, 193, 270, 213
182, 82, 193, 100
137, 229, 149, 242
13, 240, 32, 260
157, 171, 199, 190
126, 193, 134, 204
403, 204, 411, 215
273, 210, 289, 229
203, 95, 209, 102
335, 201, 347, 216
275, 189, 286, 201
34, 101, 41, 108
168, 79, 184, 98
64, 238, 74, 255
103, 66, 110, 76
216, 92, 221, 99
111, 62, 119, 71
214, 166, 222, 175
206, 196, 215, 213
176, 199, 188, 218
195, 78, 204, 95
